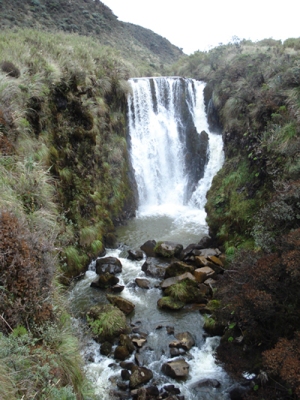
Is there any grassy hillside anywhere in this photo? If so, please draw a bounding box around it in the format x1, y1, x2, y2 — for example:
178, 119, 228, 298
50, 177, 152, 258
171, 38, 300, 399
0, 27, 147, 398
0, 0, 184, 75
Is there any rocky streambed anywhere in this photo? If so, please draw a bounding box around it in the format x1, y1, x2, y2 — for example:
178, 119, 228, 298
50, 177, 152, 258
70, 237, 236, 400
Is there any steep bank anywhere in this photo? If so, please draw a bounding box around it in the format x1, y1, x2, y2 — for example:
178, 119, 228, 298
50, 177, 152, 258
0, 28, 145, 398
171, 38, 300, 398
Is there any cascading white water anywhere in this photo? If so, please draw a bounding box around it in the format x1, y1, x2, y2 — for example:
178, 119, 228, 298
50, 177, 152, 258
127, 77, 224, 242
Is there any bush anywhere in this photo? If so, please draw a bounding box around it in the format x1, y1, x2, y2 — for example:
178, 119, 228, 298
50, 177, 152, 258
0, 210, 54, 333
0, 61, 20, 78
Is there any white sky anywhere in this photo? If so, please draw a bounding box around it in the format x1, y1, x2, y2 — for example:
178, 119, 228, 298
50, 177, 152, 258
102, 0, 299, 54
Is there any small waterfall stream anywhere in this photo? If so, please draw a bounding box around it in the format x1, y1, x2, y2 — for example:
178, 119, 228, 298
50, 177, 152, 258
70, 77, 232, 399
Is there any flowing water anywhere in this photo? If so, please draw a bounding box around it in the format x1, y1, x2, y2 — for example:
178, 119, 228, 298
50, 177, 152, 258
70, 77, 233, 399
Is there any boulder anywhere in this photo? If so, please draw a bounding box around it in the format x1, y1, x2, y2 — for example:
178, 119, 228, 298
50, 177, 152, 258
141, 257, 167, 278
120, 334, 135, 353
198, 235, 213, 249
161, 272, 195, 289
140, 240, 157, 257
190, 378, 221, 389
100, 341, 112, 356
135, 278, 150, 289
86, 304, 127, 342
164, 278, 207, 304
129, 367, 153, 388
110, 284, 125, 293
179, 243, 202, 260
161, 359, 189, 379
132, 337, 147, 348
195, 266, 216, 280
200, 248, 221, 258
90, 273, 119, 289
96, 256, 122, 275
114, 345, 130, 361
157, 296, 185, 310
170, 347, 186, 358
154, 241, 183, 258
164, 261, 194, 278
106, 294, 135, 315
128, 249, 144, 261
194, 268, 207, 283
208, 255, 224, 267
174, 332, 195, 350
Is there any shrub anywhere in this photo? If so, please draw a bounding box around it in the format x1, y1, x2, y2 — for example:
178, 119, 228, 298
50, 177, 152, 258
0, 210, 54, 333
0, 61, 20, 78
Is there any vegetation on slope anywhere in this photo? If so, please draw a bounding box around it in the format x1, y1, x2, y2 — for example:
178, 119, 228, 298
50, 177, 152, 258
0, 0, 184, 75
0, 26, 150, 397
171, 38, 300, 398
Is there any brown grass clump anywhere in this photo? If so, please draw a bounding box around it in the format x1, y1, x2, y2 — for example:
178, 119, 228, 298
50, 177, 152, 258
0, 210, 54, 333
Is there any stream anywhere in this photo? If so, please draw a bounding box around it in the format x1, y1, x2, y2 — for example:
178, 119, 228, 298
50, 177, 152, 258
70, 77, 234, 399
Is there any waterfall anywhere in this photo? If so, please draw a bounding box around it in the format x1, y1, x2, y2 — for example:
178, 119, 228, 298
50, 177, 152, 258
127, 77, 224, 235
71, 77, 231, 400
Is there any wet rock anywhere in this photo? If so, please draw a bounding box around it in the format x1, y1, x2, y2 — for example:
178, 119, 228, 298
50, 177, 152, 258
154, 241, 183, 258
120, 334, 135, 353
141, 257, 168, 278
170, 347, 186, 357
157, 296, 185, 310
146, 385, 159, 396
161, 359, 189, 379
166, 326, 175, 335
200, 248, 221, 258
106, 294, 135, 315
163, 384, 181, 395
140, 240, 157, 257
117, 380, 129, 390
194, 255, 211, 268
96, 256, 122, 275
190, 378, 221, 389
114, 345, 130, 361
208, 255, 224, 267
100, 341, 112, 356
174, 332, 195, 350
179, 243, 202, 260
121, 369, 131, 381
91, 273, 119, 289
198, 235, 213, 249
135, 278, 150, 289
129, 366, 153, 388
164, 261, 194, 278
195, 266, 216, 281
132, 337, 147, 348
161, 272, 196, 290
135, 352, 144, 366
128, 249, 144, 261
110, 284, 125, 293
120, 361, 135, 370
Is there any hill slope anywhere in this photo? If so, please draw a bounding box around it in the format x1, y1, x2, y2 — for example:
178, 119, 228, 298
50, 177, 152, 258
0, 0, 184, 75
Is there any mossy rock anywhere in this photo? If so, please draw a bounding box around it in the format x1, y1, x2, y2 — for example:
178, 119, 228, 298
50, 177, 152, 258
165, 278, 206, 303
86, 304, 128, 342
154, 241, 183, 258
164, 261, 194, 278
157, 296, 185, 310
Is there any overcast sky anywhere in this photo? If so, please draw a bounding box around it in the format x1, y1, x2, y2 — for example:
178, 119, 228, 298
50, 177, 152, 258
102, 0, 299, 54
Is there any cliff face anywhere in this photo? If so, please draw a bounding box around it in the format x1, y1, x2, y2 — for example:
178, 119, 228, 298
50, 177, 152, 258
0, 0, 184, 75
